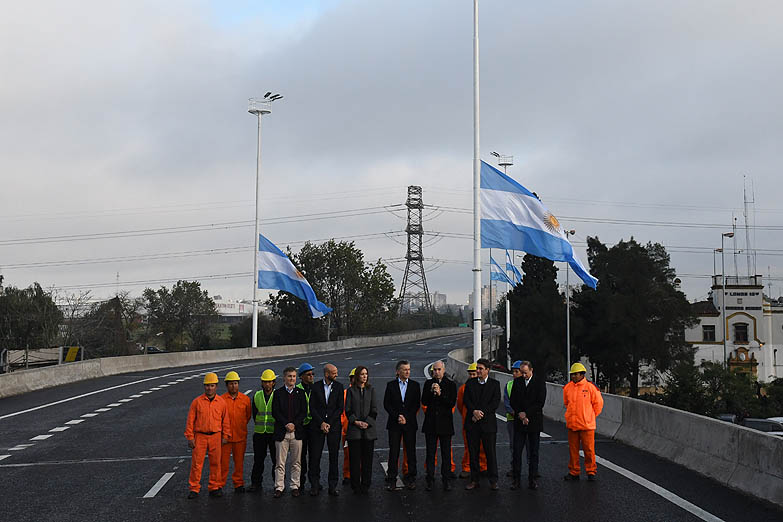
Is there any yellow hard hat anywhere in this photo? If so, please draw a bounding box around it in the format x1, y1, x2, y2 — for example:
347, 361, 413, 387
224, 371, 240, 382
260, 369, 277, 381
349, 367, 356, 377
569, 362, 587, 374
467, 362, 478, 372
203, 372, 219, 385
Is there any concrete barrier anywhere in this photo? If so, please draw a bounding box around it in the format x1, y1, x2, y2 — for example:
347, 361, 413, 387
0, 327, 467, 399
446, 347, 783, 507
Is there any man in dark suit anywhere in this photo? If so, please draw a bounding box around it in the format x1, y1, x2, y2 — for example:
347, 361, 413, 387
462, 357, 500, 490
510, 360, 547, 490
271, 367, 307, 497
308, 363, 345, 496
383, 359, 421, 490
421, 360, 457, 491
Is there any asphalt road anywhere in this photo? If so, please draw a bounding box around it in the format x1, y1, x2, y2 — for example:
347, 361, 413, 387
1, 332, 781, 522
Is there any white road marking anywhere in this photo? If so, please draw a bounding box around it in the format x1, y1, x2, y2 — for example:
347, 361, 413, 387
107, 403, 122, 407
416, 342, 427, 346
176, 379, 186, 382
541, 432, 551, 438
345, 357, 352, 360
49, 427, 70, 432
30, 434, 53, 441
143, 472, 176, 498
423, 362, 433, 379
94, 408, 111, 412
244, 390, 252, 395
9, 444, 33, 451
140, 391, 153, 394
65, 419, 85, 425
81, 413, 99, 418
443, 343, 454, 346
166, 382, 178, 385
0, 455, 10, 462
374, 362, 381, 366
119, 399, 133, 402
0, 361, 258, 421
583, 452, 725, 522
496, 413, 507, 422
379, 461, 404, 489
158, 385, 169, 388
130, 395, 143, 398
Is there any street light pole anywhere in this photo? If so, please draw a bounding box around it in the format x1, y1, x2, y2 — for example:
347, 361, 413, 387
490, 151, 513, 369
721, 232, 734, 367
248, 93, 282, 348
564, 230, 576, 380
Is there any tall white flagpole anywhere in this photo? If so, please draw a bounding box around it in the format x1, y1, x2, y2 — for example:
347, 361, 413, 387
506, 252, 511, 369
472, 0, 483, 363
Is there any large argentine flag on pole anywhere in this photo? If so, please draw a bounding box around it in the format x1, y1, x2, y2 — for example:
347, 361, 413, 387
480, 161, 598, 289
257, 233, 333, 318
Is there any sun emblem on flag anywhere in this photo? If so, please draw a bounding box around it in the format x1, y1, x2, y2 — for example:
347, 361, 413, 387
543, 212, 561, 234
295, 269, 305, 279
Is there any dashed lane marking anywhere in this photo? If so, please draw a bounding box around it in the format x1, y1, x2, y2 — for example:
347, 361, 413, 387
0, 455, 192, 467
94, 408, 111, 412
65, 420, 84, 425
495, 413, 507, 422
9, 444, 33, 451
244, 390, 252, 395
166, 382, 178, 385
541, 432, 551, 438
130, 395, 143, 398
584, 452, 726, 522
49, 427, 70, 432
158, 385, 170, 388
374, 362, 381, 365
80, 413, 99, 418
143, 472, 176, 498
107, 403, 122, 407
140, 391, 153, 394
379, 461, 405, 489
0, 455, 10, 462
119, 399, 133, 402
30, 435, 53, 441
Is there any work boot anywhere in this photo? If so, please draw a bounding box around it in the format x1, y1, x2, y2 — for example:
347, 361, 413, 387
310, 486, 319, 497
447, 470, 457, 479
291, 488, 300, 497
425, 478, 434, 491
490, 482, 499, 491
342, 477, 351, 485
328, 488, 339, 496
528, 480, 538, 490
510, 480, 521, 490
459, 471, 470, 479
587, 474, 597, 482
234, 486, 245, 494
208, 488, 223, 498
564, 473, 580, 481
273, 490, 283, 498
464, 481, 480, 490
187, 491, 198, 499
443, 479, 453, 491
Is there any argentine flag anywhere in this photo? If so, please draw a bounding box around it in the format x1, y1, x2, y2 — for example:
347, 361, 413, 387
258, 233, 332, 318
490, 255, 514, 285
480, 161, 598, 289
505, 250, 523, 284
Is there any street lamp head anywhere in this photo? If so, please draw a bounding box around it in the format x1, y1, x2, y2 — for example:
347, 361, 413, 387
490, 151, 500, 157
723, 232, 734, 238
264, 92, 272, 98
568, 229, 576, 236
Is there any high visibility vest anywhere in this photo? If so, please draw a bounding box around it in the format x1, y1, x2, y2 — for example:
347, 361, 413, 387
253, 390, 275, 434
506, 380, 515, 421
296, 382, 312, 426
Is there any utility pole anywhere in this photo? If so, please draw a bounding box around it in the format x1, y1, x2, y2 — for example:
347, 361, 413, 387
471, 0, 482, 364
490, 151, 513, 368
398, 186, 433, 326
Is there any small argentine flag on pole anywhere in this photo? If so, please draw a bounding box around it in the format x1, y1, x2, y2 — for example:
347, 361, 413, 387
257, 233, 332, 318
480, 161, 598, 289
505, 250, 522, 284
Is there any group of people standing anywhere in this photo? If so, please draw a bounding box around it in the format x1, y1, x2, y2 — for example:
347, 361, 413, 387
183, 356, 604, 499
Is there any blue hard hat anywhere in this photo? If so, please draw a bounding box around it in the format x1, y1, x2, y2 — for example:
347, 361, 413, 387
511, 360, 523, 370
298, 363, 314, 375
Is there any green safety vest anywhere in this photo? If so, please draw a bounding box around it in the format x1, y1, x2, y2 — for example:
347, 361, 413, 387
506, 380, 515, 421
296, 383, 312, 426
253, 390, 275, 434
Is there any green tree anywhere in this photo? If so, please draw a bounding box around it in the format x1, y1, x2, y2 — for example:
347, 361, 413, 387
142, 281, 218, 350
0, 279, 63, 350
572, 237, 697, 396
503, 254, 566, 378
79, 293, 142, 357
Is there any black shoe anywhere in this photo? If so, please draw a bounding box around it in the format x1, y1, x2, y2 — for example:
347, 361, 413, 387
564, 473, 580, 481
208, 488, 223, 497
443, 480, 453, 491
310, 487, 319, 497
273, 490, 283, 498
187, 491, 198, 499
386, 483, 400, 491
465, 481, 480, 490
343, 477, 351, 485
510, 480, 521, 490
247, 484, 261, 492
447, 471, 457, 479
459, 471, 471, 479
528, 480, 538, 490
328, 488, 339, 496
505, 470, 513, 478
406, 482, 416, 490
490, 482, 499, 491
425, 480, 433, 491
587, 474, 597, 482
291, 488, 300, 497
234, 486, 245, 494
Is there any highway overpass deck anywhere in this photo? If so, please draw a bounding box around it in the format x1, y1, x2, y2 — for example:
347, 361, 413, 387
1, 332, 781, 521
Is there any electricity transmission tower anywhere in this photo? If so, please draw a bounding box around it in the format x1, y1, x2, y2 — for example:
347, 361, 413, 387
398, 185, 432, 326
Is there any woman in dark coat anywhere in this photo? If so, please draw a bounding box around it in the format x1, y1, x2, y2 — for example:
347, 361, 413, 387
344, 365, 377, 494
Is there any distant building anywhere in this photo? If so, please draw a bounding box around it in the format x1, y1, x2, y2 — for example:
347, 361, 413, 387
684, 275, 782, 383
212, 297, 254, 324
468, 285, 501, 315
431, 291, 447, 311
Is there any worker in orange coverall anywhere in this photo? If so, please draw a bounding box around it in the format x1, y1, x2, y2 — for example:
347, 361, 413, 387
219, 371, 252, 493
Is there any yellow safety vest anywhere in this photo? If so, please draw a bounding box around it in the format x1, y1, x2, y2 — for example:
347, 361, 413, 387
253, 390, 275, 434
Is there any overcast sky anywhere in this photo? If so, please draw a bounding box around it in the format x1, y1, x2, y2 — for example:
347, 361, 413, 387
2, 0, 783, 307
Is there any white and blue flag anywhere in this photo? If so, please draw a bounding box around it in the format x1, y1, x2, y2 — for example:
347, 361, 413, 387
490, 256, 514, 285
257, 233, 332, 318
505, 250, 523, 284
480, 161, 598, 289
